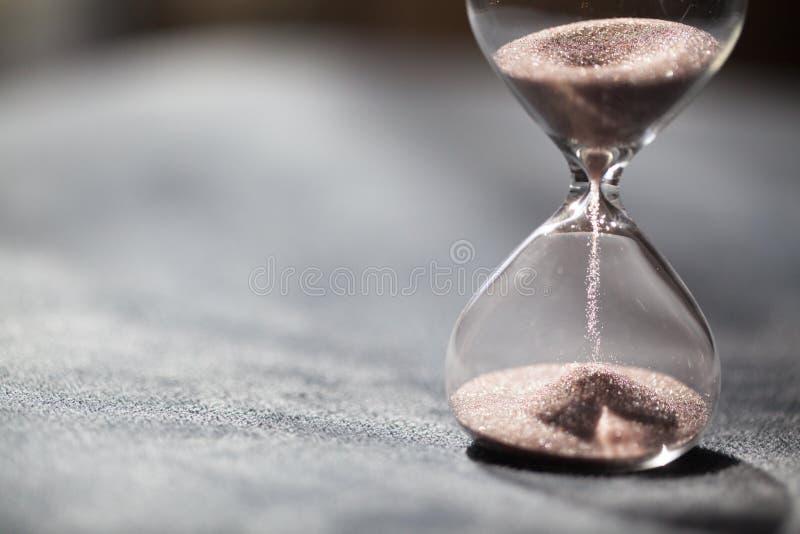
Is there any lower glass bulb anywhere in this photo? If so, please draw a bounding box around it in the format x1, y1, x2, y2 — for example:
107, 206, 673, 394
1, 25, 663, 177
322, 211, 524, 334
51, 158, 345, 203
446, 178, 719, 470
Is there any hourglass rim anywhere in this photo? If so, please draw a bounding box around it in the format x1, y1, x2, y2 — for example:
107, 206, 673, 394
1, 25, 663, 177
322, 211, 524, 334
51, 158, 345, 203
465, 430, 706, 473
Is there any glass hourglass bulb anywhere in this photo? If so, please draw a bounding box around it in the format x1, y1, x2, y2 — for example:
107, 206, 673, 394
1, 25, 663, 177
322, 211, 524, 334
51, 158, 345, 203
447, 0, 747, 470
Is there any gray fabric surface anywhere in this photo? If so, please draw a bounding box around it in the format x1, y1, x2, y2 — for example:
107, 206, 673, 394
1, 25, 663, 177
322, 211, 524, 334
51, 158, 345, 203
0, 30, 798, 534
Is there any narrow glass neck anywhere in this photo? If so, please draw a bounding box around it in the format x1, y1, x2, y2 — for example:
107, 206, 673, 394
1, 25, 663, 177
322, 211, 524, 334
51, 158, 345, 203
564, 146, 636, 210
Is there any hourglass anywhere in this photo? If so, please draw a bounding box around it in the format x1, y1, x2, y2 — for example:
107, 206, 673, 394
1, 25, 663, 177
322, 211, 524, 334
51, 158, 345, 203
447, 1, 747, 470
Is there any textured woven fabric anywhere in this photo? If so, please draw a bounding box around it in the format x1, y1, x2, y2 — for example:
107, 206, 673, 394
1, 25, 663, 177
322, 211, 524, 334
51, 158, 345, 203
0, 31, 797, 534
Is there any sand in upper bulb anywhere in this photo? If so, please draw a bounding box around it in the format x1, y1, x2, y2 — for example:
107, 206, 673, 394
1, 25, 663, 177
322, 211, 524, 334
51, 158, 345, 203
493, 18, 720, 147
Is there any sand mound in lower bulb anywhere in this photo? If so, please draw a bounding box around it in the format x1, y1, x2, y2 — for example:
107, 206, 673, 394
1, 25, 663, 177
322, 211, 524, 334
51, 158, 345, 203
450, 364, 707, 463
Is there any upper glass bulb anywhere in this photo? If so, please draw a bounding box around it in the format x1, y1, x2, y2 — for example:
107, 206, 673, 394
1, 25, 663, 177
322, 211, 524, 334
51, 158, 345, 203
467, 0, 746, 153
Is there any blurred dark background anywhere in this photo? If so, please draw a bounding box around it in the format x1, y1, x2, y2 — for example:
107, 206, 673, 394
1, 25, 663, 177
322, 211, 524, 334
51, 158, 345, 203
0, 1, 796, 71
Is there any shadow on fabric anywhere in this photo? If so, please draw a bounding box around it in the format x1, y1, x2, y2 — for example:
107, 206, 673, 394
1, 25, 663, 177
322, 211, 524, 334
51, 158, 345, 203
467, 445, 791, 534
